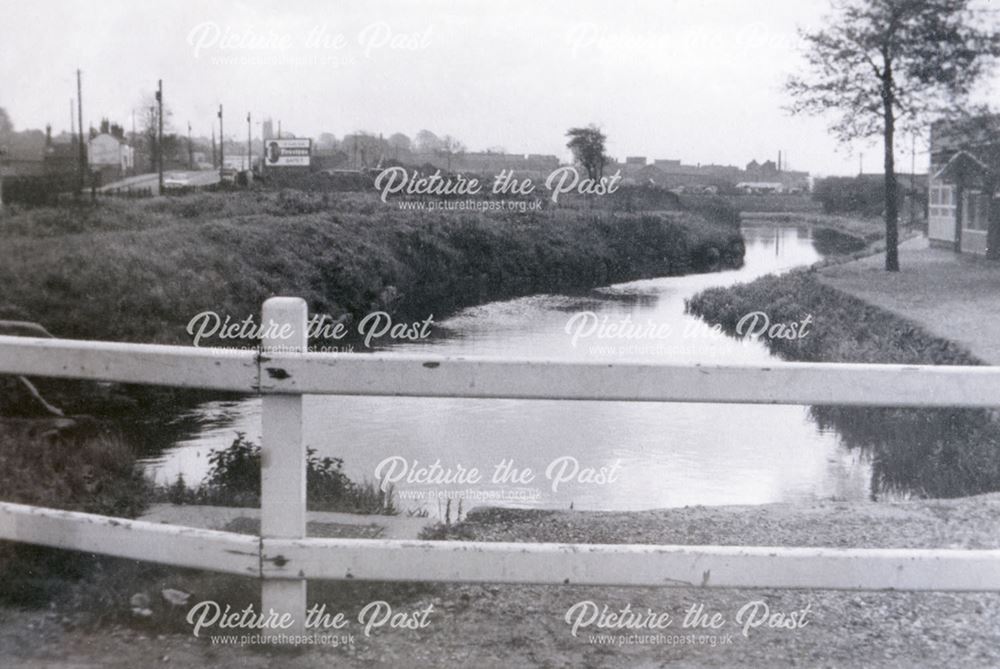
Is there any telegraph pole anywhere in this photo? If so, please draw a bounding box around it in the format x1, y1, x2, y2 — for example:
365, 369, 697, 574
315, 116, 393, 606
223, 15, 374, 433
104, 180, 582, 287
247, 112, 252, 173
0, 146, 6, 212
76, 69, 85, 195
131, 109, 136, 174
149, 107, 156, 173
910, 133, 916, 228
156, 79, 164, 193
218, 104, 224, 180
188, 121, 193, 169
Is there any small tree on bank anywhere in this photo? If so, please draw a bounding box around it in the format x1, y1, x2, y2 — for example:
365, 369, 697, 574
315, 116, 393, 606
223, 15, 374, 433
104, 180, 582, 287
566, 125, 609, 180
787, 0, 1000, 271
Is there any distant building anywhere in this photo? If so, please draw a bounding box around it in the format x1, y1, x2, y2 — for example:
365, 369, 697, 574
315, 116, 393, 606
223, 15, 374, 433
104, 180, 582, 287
44, 140, 78, 177
745, 158, 809, 193
87, 133, 134, 178
736, 181, 784, 194
745, 159, 778, 178
616, 154, 807, 192
928, 115, 1000, 256
400, 150, 560, 176
4, 126, 78, 178
222, 155, 252, 171
628, 164, 668, 187
653, 159, 681, 170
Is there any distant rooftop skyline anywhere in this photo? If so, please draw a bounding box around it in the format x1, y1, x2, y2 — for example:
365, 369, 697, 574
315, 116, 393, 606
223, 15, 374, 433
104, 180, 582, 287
6, 0, 999, 176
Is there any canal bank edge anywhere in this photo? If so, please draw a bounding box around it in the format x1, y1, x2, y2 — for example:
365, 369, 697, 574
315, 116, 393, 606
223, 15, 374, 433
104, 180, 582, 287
0, 193, 745, 347
0, 192, 745, 419
685, 242, 1000, 499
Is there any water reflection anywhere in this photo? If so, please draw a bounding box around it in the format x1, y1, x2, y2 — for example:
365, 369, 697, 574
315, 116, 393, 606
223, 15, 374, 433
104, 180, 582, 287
811, 405, 998, 500
142, 225, 874, 514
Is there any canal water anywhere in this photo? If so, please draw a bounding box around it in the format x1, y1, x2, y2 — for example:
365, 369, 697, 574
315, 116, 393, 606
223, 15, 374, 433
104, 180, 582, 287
141, 224, 872, 513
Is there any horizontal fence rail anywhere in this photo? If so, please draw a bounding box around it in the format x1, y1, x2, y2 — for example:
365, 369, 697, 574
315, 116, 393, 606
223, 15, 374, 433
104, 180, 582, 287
2, 334, 1000, 406
2, 501, 998, 592
0, 502, 259, 576
0, 335, 256, 391
1, 295, 998, 638
260, 537, 1000, 592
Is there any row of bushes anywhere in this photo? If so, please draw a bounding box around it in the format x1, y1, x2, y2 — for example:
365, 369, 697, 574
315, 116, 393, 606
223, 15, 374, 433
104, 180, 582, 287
685, 192, 822, 214
812, 175, 926, 218
686, 271, 1000, 499
1, 174, 76, 206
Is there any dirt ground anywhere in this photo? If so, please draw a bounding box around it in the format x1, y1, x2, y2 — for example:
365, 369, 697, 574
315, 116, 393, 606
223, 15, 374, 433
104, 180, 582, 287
3, 494, 1000, 668
818, 236, 1000, 364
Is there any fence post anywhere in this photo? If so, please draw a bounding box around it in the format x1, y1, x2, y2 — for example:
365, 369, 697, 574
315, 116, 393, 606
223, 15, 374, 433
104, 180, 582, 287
260, 297, 308, 636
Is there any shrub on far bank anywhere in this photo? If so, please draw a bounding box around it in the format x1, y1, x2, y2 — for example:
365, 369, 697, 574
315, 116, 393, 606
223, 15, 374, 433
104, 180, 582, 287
154, 433, 397, 515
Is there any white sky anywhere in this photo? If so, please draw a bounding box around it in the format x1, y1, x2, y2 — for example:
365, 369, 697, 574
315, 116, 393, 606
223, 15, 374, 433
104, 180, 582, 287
5, 0, 997, 176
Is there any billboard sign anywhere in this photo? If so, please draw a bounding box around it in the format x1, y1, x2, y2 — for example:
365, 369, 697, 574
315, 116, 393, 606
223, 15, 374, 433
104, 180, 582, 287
264, 138, 311, 167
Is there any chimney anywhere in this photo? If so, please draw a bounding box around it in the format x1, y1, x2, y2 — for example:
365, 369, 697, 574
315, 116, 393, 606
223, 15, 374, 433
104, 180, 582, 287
778, 150, 782, 172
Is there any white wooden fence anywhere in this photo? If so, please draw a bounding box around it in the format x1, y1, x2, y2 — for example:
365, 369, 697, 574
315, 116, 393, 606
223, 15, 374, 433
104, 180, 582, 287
2, 296, 1000, 637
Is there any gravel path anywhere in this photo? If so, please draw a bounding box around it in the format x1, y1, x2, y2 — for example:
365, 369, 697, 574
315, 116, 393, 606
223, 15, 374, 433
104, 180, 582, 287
3, 495, 1000, 667
140, 503, 430, 540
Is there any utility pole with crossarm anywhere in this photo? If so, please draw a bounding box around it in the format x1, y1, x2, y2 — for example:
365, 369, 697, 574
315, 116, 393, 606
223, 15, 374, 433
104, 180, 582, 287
156, 79, 164, 193
218, 104, 224, 181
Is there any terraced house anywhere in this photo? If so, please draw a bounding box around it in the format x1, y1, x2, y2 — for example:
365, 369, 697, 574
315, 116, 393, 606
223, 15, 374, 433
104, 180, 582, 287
928, 115, 1000, 257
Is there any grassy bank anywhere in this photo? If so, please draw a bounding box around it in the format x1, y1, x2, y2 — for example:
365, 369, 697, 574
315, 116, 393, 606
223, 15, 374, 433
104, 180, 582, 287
0, 425, 403, 611
0, 190, 743, 346
0, 422, 148, 605
685, 271, 1000, 498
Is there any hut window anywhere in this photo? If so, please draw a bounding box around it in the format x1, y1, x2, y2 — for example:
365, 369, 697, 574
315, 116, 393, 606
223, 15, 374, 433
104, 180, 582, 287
964, 191, 989, 231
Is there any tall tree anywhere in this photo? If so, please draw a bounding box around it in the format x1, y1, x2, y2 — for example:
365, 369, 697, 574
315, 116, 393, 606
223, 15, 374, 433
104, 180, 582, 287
566, 125, 608, 180
136, 93, 173, 173
316, 132, 339, 151
415, 129, 443, 153
387, 132, 412, 154
0, 108, 13, 142
345, 131, 384, 168
786, 0, 1000, 271
439, 135, 466, 170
